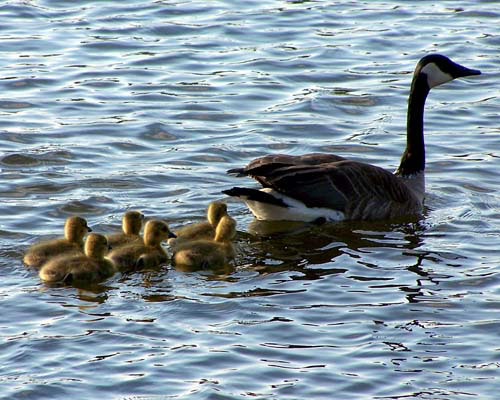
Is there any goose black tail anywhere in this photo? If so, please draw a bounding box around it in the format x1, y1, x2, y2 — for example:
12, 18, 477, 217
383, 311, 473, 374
226, 168, 247, 177
222, 187, 288, 208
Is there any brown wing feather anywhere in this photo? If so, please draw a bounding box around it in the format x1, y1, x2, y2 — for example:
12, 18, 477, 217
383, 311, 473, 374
243, 153, 346, 171
232, 153, 347, 187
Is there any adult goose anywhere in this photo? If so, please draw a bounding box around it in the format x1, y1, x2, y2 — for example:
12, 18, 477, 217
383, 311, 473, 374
223, 54, 481, 222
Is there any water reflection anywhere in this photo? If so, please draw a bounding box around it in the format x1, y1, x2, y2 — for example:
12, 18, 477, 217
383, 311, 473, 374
242, 216, 426, 268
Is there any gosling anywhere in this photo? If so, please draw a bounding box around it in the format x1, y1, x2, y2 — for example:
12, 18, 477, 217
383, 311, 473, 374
108, 219, 176, 272
169, 201, 227, 246
39, 233, 116, 284
106, 210, 144, 248
24, 216, 92, 268
173, 215, 236, 270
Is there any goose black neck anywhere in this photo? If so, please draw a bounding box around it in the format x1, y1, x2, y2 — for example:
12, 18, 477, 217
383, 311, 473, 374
396, 73, 430, 177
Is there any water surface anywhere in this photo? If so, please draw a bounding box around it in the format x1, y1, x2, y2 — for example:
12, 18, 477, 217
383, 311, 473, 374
1, 1, 499, 399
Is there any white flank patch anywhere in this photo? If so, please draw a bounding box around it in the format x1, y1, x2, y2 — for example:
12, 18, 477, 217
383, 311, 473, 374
243, 188, 345, 222
399, 170, 426, 203
421, 62, 453, 88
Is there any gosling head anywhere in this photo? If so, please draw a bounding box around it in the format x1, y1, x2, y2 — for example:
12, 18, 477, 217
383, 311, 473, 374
84, 233, 110, 259
144, 219, 177, 246
214, 215, 237, 242
122, 210, 145, 235
207, 201, 228, 227
65, 216, 92, 243
415, 54, 481, 89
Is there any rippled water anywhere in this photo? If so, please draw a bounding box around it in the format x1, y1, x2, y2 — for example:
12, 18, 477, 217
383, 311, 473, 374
1, 1, 499, 399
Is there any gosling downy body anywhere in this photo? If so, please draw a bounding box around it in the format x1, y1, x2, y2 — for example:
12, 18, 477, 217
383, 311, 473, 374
173, 215, 237, 270
39, 233, 115, 284
106, 210, 144, 248
24, 216, 92, 268
108, 219, 176, 272
169, 201, 228, 246
223, 54, 481, 222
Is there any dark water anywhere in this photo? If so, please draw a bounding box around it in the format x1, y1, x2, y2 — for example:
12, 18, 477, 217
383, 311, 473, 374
1, 1, 499, 399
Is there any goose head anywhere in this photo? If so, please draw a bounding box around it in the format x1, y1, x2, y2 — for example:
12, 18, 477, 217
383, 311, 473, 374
84, 233, 109, 259
122, 210, 145, 235
144, 219, 177, 246
207, 201, 228, 227
65, 216, 92, 243
415, 54, 481, 89
214, 215, 237, 242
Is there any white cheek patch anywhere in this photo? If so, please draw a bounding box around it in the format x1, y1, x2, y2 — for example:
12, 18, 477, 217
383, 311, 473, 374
421, 62, 453, 88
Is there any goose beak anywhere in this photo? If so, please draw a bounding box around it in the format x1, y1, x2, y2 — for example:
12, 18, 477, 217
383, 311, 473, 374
168, 232, 177, 239
456, 65, 481, 78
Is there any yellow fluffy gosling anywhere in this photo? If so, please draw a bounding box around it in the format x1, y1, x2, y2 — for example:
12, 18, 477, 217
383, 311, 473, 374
169, 201, 228, 246
106, 210, 144, 248
24, 216, 91, 268
39, 233, 116, 284
108, 219, 176, 272
173, 215, 236, 270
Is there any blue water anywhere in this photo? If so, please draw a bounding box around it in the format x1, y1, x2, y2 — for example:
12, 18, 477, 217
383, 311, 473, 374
1, 1, 499, 399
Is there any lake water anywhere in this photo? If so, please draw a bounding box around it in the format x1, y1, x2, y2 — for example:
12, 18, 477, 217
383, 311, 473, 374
0, 1, 499, 399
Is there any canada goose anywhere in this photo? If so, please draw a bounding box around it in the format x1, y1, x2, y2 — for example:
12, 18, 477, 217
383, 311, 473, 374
23, 216, 92, 268
168, 201, 228, 246
223, 54, 481, 222
39, 233, 115, 284
106, 210, 145, 248
108, 219, 176, 272
173, 215, 237, 270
